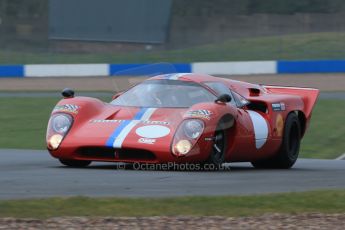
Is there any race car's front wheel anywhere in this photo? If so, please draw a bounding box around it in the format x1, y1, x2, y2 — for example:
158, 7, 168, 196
251, 112, 301, 169
59, 159, 92, 168
205, 123, 227, 166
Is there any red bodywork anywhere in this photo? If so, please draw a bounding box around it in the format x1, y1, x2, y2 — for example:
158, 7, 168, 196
47, 74, 319, 164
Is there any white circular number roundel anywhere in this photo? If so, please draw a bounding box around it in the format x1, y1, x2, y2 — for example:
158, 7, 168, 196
136, 125, 170, 139
247, 111, 269, 149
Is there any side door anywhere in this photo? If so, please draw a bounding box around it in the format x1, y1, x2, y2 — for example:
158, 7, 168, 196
232, 91, 276, 160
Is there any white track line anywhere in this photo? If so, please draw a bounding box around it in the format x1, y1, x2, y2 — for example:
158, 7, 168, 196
335, 152, 345, 160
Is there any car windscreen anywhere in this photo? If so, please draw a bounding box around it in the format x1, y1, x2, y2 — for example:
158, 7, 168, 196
111, 80, 216, 108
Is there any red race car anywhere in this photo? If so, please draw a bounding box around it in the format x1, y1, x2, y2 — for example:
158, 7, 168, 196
46, 73, 319, 169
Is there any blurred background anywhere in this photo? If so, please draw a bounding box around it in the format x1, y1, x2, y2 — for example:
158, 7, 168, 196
0, 0, 344, 159
1, 0, 345, 63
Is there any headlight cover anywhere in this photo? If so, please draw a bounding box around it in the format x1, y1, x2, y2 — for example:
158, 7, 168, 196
172, 119, 204, 157
46, 113, 73, 150
183, 119, 204, 139
52, 114, 73, 134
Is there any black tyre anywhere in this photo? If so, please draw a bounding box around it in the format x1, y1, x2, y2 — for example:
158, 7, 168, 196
205, 123, 227, 166
59, 159, 92, 168
251, 112, 301, 169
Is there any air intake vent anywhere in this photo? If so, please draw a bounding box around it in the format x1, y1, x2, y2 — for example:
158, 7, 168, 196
77, 147, 115, 159
77, 147, 156, 161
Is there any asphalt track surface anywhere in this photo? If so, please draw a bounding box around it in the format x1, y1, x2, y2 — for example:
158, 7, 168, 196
0, 149, 344, 200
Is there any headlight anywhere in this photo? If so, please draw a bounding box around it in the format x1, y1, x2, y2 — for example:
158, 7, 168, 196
183, 119, 204, 139
46, 113, 73, 150
52, 114, 72, 134
172, 119, 204, 157
174, 140, 192, 155
48, 134, 63, 150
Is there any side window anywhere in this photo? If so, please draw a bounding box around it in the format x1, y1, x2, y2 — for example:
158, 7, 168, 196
204, 82, 237, 106
232, 91, 250, 108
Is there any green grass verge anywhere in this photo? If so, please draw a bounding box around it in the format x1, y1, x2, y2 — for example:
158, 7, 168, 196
0, 97, 58, 150
2, 32, 345, 64
0, 96, 108, 150
301, 99, 345, 159
0, 97, 344, 159
0, 190, 344, 218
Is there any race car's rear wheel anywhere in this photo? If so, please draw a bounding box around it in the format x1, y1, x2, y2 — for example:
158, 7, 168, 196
251, 112, 301, 169
59, 159, 92, 168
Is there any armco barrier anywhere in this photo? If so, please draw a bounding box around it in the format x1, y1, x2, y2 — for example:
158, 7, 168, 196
277, 60, 345, 74
1, 60, 345, 77
0, 65, 24, 78
25, 64, 109, 77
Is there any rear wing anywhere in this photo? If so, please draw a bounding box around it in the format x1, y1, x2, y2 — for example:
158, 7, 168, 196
263, 85, 319, 119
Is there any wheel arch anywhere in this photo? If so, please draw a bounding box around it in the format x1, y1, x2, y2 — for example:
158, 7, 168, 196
293, 110, 307, 137
204, 113, 235, 165
217, 113, 235, 131
216, 113, 236, 154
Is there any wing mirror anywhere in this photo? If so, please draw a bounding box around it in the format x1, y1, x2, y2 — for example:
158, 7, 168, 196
215, 94, 232, 104
62, 88, 75, 98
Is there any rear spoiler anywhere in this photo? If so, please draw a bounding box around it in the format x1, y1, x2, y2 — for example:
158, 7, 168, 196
263, 85, 319, 118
